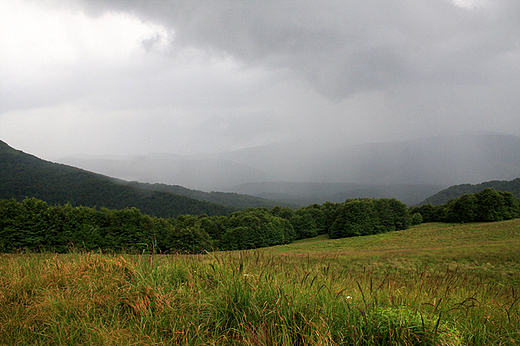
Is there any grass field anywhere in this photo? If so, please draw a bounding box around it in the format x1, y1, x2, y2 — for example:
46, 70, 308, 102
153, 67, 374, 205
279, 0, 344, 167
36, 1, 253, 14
1, 220, 519, 345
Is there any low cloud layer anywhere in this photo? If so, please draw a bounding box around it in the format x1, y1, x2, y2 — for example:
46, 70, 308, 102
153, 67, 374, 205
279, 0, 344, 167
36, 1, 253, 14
1, 0, 519, 159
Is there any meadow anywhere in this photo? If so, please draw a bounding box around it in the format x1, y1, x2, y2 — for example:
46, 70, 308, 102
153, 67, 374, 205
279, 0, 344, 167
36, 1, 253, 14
0, 220, 519, 345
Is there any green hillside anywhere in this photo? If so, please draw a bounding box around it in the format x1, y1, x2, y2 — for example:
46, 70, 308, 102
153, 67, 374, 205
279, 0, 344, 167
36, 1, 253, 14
0, 140, 236, 218
419, 177, 520, 205
264, 218, 520, 260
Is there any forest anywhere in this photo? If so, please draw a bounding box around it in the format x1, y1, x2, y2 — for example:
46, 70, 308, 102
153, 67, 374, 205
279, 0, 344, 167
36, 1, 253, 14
410, 187, 520, 223
2, 187, 519, 253
0, 197, 410, 253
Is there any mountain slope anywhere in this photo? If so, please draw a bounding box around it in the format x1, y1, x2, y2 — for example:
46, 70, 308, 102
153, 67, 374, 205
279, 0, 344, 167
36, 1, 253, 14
0, 140, 237, 218
418, 178, 520, 206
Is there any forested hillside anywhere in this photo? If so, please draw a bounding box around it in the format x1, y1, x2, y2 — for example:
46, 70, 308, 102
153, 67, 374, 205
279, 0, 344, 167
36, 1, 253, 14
418, 178, 520, 206
0, 141, 236, 218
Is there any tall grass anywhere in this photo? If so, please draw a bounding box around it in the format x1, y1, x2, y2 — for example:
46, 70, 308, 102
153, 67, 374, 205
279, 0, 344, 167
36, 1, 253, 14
0, 220, 519, 345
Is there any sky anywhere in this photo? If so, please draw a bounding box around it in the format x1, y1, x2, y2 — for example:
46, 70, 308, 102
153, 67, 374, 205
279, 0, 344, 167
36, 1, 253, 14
1, 0, 519, 159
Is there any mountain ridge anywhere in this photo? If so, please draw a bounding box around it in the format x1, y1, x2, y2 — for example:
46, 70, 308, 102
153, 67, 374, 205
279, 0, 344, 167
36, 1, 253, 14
0, 140, 277, 217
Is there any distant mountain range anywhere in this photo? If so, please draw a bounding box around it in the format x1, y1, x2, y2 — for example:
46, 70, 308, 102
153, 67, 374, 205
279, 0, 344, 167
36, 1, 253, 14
0, 140, 278, 218
229, 181, 444, 207
57, 133, 520, 206
2, 132, 519, 213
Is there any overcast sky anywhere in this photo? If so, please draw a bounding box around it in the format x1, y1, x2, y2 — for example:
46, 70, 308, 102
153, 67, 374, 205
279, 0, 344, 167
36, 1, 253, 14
1, 0, 519, 159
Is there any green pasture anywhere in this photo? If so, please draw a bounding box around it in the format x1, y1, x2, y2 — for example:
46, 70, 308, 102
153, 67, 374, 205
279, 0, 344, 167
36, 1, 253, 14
0, 220, 519, 345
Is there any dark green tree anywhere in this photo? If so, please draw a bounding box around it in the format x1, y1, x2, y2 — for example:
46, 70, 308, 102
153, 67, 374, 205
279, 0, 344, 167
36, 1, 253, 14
320, 201, 342, 233
270, 206, 295, 220
475, 188, 519, 222
290, 209, 318, 239
329, 200, 376, 238
329, 198, 410, 239
217, 208, 294, 250
443, 194, 478, 223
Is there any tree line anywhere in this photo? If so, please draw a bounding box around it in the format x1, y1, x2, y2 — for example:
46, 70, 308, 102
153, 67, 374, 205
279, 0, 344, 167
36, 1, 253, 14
418, 178, 520, 206
0, 197, 410, 253
1, 188, 518, 254
410, 188, 520, 224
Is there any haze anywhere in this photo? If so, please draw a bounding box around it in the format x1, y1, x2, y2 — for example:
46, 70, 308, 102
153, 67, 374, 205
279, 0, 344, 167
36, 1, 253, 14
1, 0, 520, 160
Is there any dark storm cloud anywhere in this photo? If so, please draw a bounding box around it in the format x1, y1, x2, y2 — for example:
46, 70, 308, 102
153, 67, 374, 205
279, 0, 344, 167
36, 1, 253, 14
75, 0, 520, 99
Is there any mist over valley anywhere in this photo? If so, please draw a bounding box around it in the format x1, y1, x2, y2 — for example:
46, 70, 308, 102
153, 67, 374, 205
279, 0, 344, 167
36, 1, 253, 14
56, 133, 520, 206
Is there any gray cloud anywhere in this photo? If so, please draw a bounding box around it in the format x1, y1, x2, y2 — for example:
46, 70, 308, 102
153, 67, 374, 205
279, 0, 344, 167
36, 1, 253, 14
1, 0, 519, 160
75, 0, 520, 99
